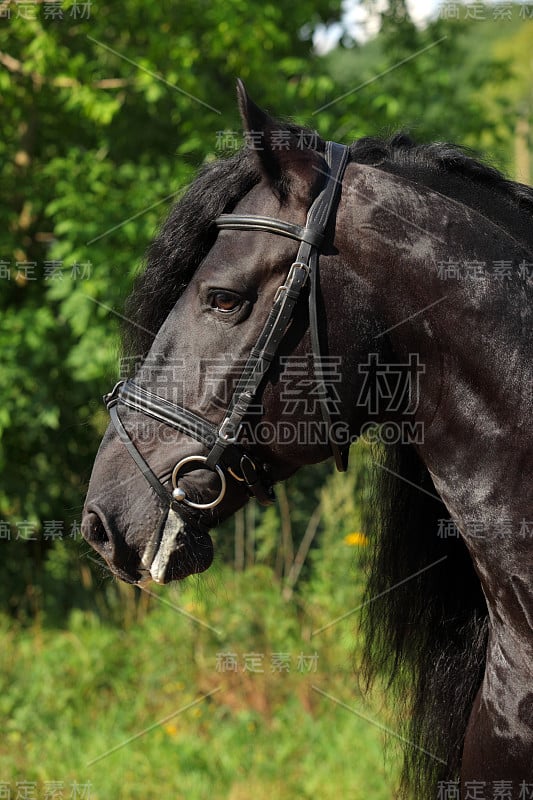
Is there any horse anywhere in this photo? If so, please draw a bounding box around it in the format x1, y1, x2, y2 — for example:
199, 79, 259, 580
82, 81, 533, 797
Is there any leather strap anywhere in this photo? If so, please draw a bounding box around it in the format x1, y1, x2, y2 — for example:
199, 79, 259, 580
216, 215, 324, 247
115, 379, 218, 448
204, 261, 310, 471
108, 400, 175, 509
308, 142, 350, 470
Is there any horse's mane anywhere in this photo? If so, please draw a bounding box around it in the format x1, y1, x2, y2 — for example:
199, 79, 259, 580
352, 132, 533, 213
122, 128, 530, 797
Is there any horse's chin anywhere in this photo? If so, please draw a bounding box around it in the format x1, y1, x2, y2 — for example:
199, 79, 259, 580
140, 510, 214, 584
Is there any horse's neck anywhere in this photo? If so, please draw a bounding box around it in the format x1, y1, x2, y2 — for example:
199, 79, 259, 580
341, 163, 532, 525
371, 160, 533, 256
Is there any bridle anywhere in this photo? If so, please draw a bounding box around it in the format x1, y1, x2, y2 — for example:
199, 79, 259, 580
104, 141, 350, 513
104, 142, 349, 511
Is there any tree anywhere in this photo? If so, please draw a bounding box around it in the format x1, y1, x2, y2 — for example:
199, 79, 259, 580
320, 0, 518, 161
0, 0, 343, 619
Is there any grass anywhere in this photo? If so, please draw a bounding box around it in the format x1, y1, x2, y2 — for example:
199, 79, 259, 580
0, 564, 400, 799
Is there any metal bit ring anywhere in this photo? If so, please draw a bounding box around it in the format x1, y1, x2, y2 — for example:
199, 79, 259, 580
171, 455, 226, 510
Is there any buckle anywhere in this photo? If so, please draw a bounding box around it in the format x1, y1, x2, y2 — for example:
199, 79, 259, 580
239, 454, 275, 506
103, 380, 124, 408
219, 418, 241, 442
273, 261, 310, 303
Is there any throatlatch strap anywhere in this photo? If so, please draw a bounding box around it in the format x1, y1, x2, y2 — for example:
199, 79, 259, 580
307, 142, 350, 471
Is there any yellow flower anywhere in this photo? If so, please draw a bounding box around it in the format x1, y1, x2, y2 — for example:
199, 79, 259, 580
164, 723, 178, 737
343, 532, 369, 546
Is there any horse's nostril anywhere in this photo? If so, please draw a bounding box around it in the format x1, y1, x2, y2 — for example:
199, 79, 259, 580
81, 510, 141, 583
82, 511, 112, 555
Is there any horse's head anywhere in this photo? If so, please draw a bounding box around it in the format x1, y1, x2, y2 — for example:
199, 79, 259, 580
81, 83, 381, 584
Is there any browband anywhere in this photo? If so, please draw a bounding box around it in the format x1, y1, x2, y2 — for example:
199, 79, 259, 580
216, 215, 324, 247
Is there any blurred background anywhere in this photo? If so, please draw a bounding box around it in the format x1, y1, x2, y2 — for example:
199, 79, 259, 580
1, 1, 531, 797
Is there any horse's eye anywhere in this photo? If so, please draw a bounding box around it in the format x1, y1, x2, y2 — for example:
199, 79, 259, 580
211, 291, 241, 313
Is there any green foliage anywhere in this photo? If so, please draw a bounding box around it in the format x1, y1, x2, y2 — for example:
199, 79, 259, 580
0, 564, 399, 798
308, 440, 372, 612
321, 2, 531, 173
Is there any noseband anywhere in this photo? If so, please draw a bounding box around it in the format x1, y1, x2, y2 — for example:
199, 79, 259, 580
104, 141, 350, 512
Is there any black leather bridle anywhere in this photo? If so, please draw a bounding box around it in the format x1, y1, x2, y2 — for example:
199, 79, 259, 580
104, 141, 350, 513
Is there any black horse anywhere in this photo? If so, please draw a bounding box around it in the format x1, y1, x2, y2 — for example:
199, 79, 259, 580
82, 83, 533, 797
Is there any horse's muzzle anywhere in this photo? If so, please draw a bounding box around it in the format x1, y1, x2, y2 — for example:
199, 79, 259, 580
81, 506, 214, 584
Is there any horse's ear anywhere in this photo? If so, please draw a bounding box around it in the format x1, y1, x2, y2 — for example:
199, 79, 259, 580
236, 79, 325, 199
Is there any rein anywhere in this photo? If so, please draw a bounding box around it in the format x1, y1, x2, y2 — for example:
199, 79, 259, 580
104, 141, 350, 512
